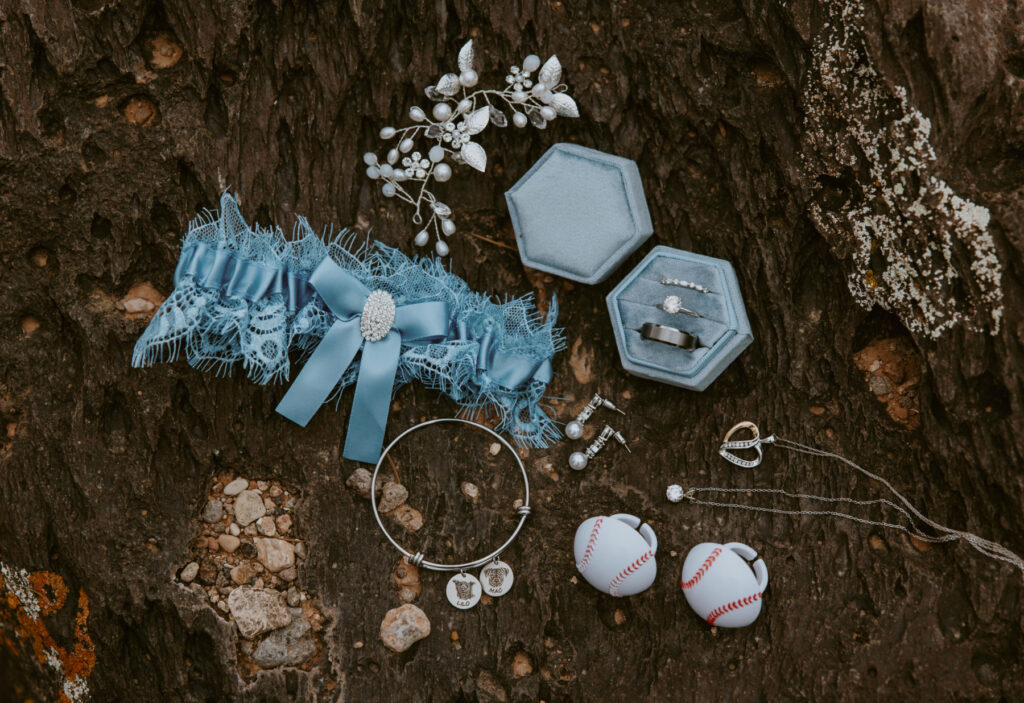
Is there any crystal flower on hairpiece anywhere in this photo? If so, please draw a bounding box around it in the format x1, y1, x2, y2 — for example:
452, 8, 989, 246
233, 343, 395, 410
363, 40, 578, 256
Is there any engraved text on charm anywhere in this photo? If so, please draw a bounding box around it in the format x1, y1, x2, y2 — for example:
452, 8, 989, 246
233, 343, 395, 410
479, 560, 514, 597
361, 289, 396, 342
446, 573, 482, 609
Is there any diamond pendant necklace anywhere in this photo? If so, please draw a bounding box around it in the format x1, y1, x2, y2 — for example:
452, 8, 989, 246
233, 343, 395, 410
667, 421, 1024, 576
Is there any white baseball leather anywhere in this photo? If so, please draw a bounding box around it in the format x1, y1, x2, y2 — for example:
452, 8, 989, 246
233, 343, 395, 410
574, 514, 657, 597
680, 541, 768, 628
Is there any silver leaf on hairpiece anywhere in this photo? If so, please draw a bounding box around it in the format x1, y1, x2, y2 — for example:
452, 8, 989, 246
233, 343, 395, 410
457, 40, 476, 73
436, 73, 460, 96
549, 93, 579, 118
460, 142, 487, 171
464, 107, 490, 135
539, 55, 562, 86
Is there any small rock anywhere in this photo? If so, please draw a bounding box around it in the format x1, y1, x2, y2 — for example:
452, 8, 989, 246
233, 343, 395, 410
256, 538, 295, 573
269, 485, 283, 498
379, 604, 431, 653
257, 516, 277, 537
229, 523, 240, 536
231, 563, 257, 585
263, 496, 276, 510
476, 670, 509, 702
489, 442, 501, 456
223, 503, 234, 515
346, 468, 377, 499
217, 534, 240, 553
238, 542, 258, 560
378, 483, 409, 513
390, 504, 424, 532
234, 490, 266, 527
257, 481, 269, 491
353, 641, 364, 649
293, 542, 307, 559
613, 609, 627, 625
207, 537, 220, 551
512, 651, 533, 677
252, 611, 315, 668
278, 567, 297, 582
461, 482, 479, 501
217, 600, 229, 614
394, 562, 421, 601
276, 514, 293, 534
202, 500, 224, 523
223, 478, 248, 496
122, 96, 161, 127
286, 587, 301, 607
227, 587, 291, 639
198, 558, 218, 585
244, 524, 258, 536
179, 561, 199, 583
254, 577, 264, 589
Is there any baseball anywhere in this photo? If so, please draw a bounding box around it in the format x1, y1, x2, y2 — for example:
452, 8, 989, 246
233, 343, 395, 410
574, 514, 658, 597
680, 542, 768, 628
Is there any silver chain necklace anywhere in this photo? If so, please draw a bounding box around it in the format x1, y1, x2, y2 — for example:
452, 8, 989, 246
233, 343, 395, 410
667, 421, 1024, 576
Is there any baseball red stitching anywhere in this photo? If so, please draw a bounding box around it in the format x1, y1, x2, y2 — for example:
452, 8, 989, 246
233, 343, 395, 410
576, 518, 604, 573
706, 592, 761, 625
680, 547, 722, 590
608, 550, 653, 597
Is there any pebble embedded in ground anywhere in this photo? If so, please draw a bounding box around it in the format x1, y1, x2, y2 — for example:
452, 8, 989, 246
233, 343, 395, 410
380, 604, 431, 652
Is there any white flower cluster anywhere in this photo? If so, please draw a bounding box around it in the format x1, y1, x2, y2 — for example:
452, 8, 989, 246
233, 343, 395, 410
364, 40, 579, 256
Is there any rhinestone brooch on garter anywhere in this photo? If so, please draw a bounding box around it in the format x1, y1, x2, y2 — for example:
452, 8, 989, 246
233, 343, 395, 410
360, 290, 396, 342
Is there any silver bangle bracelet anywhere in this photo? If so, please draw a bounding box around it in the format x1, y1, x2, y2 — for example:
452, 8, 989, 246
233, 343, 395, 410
370, 418, 530, 573
641, 322, 701, 351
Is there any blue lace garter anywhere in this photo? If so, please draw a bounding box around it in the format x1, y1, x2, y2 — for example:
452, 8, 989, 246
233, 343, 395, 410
132, 192, 563, 463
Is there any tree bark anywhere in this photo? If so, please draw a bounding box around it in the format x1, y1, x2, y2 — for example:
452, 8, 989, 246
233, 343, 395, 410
1, 0, 1022, 701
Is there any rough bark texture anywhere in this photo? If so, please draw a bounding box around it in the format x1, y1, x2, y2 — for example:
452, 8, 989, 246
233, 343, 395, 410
2, 0, 1023, 701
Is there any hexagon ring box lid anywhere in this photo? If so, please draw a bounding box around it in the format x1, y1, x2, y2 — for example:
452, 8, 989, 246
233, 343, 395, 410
506, 143, 653, 284
606, 246, 753, 391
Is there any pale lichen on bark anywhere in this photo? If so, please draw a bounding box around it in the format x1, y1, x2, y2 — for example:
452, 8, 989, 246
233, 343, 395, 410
802, 0, 1003, 338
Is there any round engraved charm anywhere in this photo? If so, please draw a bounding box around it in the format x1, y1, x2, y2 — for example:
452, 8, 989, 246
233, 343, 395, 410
360, 290, 396, 342
479, 560, 514, 597
446, 572, 482, 609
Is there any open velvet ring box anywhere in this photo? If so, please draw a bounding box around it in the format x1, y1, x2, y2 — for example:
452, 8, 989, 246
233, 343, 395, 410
606, 246, 753, 390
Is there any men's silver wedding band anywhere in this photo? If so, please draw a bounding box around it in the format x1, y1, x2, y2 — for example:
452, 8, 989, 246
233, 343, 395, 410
641, 322, 700, 351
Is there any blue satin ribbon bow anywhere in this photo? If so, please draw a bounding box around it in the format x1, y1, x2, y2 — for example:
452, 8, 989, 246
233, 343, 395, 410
452, 317, 554, 391
275, 257, 449, 463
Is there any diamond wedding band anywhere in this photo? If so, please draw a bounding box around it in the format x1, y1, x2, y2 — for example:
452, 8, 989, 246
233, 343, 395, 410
660, 278, 711, 294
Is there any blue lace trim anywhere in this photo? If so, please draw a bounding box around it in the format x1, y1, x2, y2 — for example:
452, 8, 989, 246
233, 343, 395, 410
132, 192, 564, 448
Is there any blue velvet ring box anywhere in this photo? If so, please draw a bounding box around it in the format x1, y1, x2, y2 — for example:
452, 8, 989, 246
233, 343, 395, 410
506, 143, 653, 284
606, 246, 753, 390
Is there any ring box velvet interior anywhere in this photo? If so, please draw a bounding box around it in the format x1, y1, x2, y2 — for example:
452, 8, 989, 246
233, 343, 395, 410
606, 245, 753, 391
505, 143, 653, 284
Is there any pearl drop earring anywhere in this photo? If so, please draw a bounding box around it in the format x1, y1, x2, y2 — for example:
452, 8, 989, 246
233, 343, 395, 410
564, 393, 625, 440
569, 425, 631, 470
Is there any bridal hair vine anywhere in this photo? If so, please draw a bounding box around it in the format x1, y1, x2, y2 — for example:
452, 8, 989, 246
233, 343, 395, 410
363, 39, 579, 256
132, 192, 563, 463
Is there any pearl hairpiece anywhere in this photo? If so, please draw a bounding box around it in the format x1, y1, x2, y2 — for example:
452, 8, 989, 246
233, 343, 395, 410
363, 40, 579, 256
